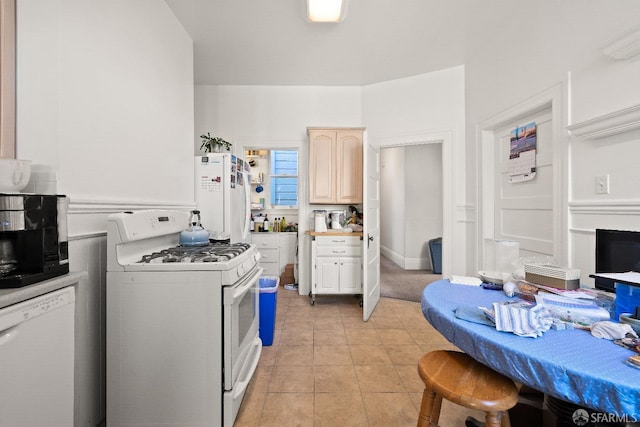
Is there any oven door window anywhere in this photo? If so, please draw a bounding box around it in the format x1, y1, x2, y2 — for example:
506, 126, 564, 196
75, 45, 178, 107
223, 266, 261, 389
237, 285, 257, 346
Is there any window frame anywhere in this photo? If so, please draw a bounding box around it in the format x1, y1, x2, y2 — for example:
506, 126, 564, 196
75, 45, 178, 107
269, 149, 298, 208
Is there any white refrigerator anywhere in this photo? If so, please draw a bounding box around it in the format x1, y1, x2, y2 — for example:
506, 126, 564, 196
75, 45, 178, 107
195, 154, 251, 243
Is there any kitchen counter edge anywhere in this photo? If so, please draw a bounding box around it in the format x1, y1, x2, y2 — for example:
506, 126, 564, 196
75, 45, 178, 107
0, 271, 88, 309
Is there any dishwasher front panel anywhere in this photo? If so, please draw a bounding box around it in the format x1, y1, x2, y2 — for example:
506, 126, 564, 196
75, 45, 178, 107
0, 286, 75, 427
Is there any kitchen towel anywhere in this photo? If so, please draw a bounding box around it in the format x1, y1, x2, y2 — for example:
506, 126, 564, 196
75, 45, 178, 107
491, 302, 553, 338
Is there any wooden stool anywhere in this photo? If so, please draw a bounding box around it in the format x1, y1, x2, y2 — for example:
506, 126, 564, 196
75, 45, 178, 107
417, 350, 519, 427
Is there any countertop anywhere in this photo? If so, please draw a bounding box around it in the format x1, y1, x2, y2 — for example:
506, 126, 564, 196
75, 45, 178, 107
0, 271, 88, 309
306, 231, 364, 237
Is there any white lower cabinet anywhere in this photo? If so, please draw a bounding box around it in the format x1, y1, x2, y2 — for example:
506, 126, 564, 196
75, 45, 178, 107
250, 233, 298, 277
311, 235, 362, 305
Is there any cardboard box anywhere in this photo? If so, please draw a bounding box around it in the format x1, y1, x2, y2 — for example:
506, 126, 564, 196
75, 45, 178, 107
280, 274, 295, 286
280, 264, 295, 286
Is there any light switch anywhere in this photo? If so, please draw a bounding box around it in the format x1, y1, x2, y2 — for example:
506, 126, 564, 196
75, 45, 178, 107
595, 175, 610, 194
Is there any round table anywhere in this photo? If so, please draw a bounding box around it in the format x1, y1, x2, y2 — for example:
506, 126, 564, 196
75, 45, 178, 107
421, 279, 640, 420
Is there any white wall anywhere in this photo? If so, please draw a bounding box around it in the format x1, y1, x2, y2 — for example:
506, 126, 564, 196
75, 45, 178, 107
404, 143, 443, 265
362, 66, 465, 277
380, 143, 443, 270
464, 1, 640, 278
380, 147, 405, 259
17, 0, 194, 211
15, 1, 195, 425
195, 85, 362, 153
571, 47, 640, 125
195, 84, 362, 295
568, 25, 640, 288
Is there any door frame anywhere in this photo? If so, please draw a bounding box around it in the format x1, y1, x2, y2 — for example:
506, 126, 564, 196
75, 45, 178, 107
369, 130, 456, 279
476, 83, 568, 270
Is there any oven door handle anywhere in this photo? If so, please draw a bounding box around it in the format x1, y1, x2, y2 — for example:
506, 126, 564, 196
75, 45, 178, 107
231, 338, 262, 401
230, 266, 263, 301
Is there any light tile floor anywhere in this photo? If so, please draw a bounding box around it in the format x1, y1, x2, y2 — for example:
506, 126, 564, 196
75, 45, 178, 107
234, 289, 484, 426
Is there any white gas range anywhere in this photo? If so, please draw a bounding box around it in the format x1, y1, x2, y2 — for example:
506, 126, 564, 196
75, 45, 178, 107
106, 210, 262, 427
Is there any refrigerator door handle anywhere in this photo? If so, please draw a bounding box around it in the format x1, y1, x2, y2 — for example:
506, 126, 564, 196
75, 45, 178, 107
242, 169, 251, 241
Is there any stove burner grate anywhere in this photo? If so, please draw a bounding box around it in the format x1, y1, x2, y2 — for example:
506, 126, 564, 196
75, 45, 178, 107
138, 243, 251, 264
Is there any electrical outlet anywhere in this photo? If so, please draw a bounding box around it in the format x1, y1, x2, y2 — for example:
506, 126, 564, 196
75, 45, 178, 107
595, 175, 610, 194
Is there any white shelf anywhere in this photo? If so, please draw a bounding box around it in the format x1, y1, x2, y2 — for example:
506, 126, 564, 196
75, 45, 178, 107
568, 104, 640, 140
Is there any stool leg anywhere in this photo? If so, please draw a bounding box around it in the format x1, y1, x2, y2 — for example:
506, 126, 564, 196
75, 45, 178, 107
430, 394, 442, 425
486, 411, 511, 427
417, 387, 442, 427
500, 410, 511, 427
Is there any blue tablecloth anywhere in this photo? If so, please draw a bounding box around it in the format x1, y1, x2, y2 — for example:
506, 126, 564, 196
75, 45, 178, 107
421, 279, 640, 419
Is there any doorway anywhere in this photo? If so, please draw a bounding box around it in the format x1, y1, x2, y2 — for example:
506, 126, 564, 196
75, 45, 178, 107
477, 84, 566, 270
379, 142, 443, 301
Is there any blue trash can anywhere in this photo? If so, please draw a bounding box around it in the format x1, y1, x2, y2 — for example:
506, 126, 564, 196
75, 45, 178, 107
258, 276, 279, 346
429, 238, 442, 274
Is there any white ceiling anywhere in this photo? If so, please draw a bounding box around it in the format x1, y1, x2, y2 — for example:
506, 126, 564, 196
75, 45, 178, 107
164, 0, 638, 87
164, 0, 481, 86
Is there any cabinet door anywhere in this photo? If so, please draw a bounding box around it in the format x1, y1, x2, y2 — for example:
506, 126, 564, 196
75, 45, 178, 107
339, 257, 362, 294
336, 130, 363, 203
279, 234, 297, 265
315, 257, 340, 293
309, 130, 336, 203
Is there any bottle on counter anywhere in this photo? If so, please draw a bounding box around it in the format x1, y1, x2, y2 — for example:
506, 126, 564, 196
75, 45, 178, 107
280, 217, 286, 232
250, 214, 255, 231
263, 214, 270, 232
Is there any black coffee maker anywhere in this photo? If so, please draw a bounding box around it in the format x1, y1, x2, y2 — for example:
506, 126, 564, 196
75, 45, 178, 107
0, 194, 69, 288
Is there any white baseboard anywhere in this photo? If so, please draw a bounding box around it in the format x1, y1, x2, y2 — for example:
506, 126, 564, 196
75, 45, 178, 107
380, 245, 430, 270
380, 245, 404, 267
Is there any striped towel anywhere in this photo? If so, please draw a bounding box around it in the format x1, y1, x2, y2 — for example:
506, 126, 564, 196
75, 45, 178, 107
492, 302, 553, 338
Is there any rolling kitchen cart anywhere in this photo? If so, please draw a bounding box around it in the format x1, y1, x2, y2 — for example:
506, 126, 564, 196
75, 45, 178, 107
309, 233, 363, 306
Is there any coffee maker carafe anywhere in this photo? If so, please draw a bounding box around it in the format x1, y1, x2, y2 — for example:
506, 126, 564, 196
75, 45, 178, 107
0, 194, 70, 288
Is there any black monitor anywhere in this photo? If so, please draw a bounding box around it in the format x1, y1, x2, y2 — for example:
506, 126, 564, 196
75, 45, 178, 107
595, 229, 640, 292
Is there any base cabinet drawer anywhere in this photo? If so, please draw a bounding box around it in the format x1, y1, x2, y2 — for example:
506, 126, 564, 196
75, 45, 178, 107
316, 246, 361, 257
316, 236, 360, 246
260, 262, 280, 276
258, 248, 279, 264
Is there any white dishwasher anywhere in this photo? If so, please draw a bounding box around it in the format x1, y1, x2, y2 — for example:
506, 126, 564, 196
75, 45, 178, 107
0, 286, 75, 427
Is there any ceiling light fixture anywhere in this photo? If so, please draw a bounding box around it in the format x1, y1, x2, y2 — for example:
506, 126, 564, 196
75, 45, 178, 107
307, 0, 346, 23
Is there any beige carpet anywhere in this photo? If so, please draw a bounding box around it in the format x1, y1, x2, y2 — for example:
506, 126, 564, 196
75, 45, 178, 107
380, 255, 443, 303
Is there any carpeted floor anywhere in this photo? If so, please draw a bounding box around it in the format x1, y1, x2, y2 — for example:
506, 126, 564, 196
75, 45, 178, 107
380, 255, 443, 302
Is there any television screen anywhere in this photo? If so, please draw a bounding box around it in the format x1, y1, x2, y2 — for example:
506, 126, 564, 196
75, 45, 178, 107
595, 229, 640, 291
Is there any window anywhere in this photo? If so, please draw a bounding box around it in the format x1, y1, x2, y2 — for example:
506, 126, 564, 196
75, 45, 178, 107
269, 150, 298, 207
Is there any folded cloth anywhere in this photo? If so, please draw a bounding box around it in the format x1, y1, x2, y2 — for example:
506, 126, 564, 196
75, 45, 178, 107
492, 302, 553, 338
454, 306, 495, 326
590, 321, 638, 340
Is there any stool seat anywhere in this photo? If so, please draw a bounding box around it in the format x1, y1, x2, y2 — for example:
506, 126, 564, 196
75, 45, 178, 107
417, 350, 519, 427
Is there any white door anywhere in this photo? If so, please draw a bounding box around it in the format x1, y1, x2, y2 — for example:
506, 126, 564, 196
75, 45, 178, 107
362, 141, 380, 321
492, 109, 554, 262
